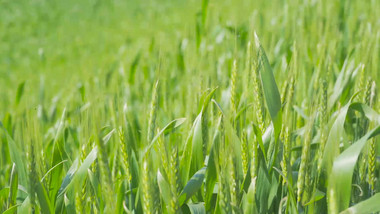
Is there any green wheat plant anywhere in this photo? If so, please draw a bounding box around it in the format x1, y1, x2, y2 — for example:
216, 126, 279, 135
1, 0, 380, 213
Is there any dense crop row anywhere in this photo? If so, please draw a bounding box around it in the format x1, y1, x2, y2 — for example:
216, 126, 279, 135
1, 0, 380, 213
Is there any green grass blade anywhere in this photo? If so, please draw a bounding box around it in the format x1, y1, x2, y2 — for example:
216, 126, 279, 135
0, 126, 27, 186
18, 197, 31, 213
321, 96, 355, 176
143, 118, 187, 158
0, 187, 10, 204
36, 180, 54, 214
15, 81, 25, 106
129, 52, 141, 84
254, 33, 282, 140
179, 167, 207, 206
340, 193, 380, 214
201, 0, 209, 26
329, 125, 380, 212
116, 181, 125, 214
56, 146, 98, 210
224, 117, 244, 180
40, 160, 68, 182
252, 123, 267, 160
157, 169, 172, 207
244, 179, 258, 214
63, 193, 75, 214
204, 116, 221, 211
7, 163, 18, 210
2, 204, 20, 214
181, 114, 201, 185
349, 102, 380, 124
190, 113, 203, 177
328, 61, 359, 110
49, 109, 67, 204
182, 203, 206, 214
49, 139, 64, 204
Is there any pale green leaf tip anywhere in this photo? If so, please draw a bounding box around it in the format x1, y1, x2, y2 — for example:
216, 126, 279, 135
254, 31, 260, 48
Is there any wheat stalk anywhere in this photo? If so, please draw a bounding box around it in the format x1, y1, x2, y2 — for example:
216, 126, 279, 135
252, 60, 265, 133
147, 80, 159, 143
142, 159, 152, 214
367, 81, 376, 192
231, 59, 238, 113
297, 117, 314, 203
28, 141, 37, 214
281, 126, 290, 184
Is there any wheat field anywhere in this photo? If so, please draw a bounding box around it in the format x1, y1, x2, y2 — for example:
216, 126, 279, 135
1, 0, 380, 213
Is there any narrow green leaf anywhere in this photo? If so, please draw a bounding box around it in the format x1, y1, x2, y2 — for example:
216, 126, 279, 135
143, 118, 187, 158
198, 87, 217, 113
3, 204, 21, 214
7, 163, 18, 209
340, 193, 380, 214
304, 189, 325, 205
243, 178, 257, 214
0, 187, 10, 201
224, 117, 244, 180
182, 203, 206, 214
254, 32, 282, 139
321, 98, 353, 176
272, 167, 297, 213
64, 193, 75, 214
129, 52, 141, 84
87, 169, 102, 211
267, 173, 279, 209
116, 181, 125, 214
18, 197, 31, 213
36, 180, 54, 214
56, 159, 78, 198
349, 103, 380, 124
252, 123, 267, 160
49, 109, 67, 203
103, 128, 116, 145
204, 115, 221, 211
328, 61, 359, 110
55, 146, 98, 212
190, 113, 203, 176
329, 125, 380, 212
15, 81, 25, 105
157, 169, 172, 206
40, 160, 68, 182
201, 0, 209, 26
179, 167, 207, 206
181, 114, 201, 185
60, 146, 97, 196
0, 125, 27, 186
256, 157, 271, 213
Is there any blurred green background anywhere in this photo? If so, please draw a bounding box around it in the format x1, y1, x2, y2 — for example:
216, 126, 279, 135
2, 0, 378, 113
